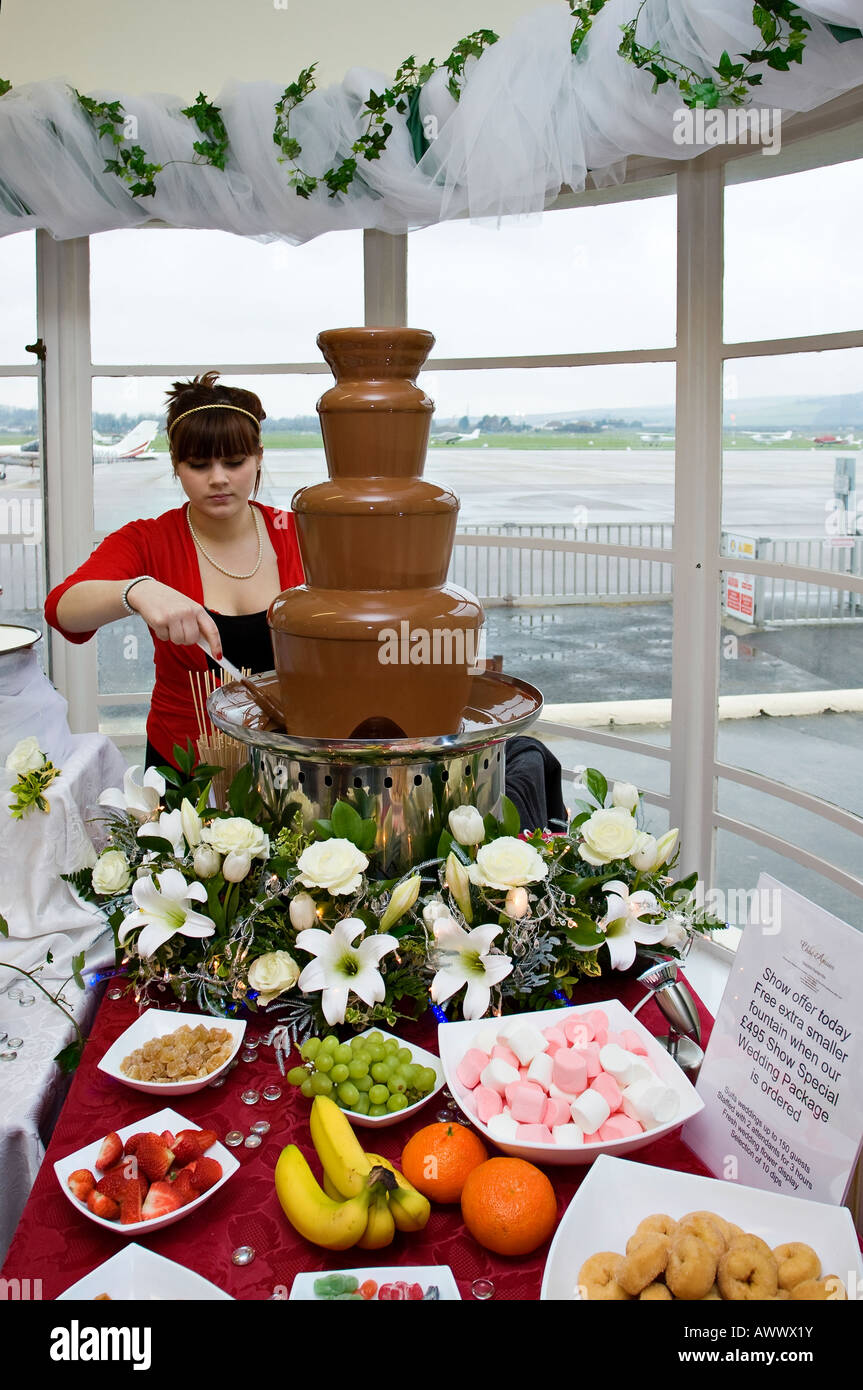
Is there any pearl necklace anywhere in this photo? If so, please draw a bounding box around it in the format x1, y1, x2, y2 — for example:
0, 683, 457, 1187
186, 502, 264, 580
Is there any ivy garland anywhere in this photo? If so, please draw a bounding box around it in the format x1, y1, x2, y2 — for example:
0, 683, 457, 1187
0, 4, 839, 207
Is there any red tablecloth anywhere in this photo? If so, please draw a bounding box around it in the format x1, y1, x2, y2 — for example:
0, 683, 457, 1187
2, 976, 715, 1301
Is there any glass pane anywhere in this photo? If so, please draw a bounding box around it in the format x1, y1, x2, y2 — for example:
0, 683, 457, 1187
90, 228, 363, 364
722, 349, 863, 571
714, 828, 863, 932
718, 578, 863, 814
0, 232, 37, 364
717, 778, 863, 881
532, 728, 671, 794
409, 192, 676, 356
724, 158, 863, 343
0, 376, 45, 663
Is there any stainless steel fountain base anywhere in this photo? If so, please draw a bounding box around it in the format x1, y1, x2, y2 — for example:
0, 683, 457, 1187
207, 670, 543, 875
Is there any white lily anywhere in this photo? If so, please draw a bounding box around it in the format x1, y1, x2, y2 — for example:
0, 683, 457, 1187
429, 919, 513, 1021
295, 918, 398, 1026
597, 879, 670, 971
137, 809, 185, 858
180, 797, 203, 848
118, 867, 216, 958
99, 765, 165, 823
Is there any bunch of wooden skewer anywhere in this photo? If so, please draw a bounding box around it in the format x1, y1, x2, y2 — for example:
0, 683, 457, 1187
189, 668, 248, 808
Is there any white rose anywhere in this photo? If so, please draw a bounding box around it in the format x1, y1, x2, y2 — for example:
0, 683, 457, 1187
296, 839, 368, 896
6, 736, 47, 776
201, 816, 269, 860
193, 845, 221, 879
247, 950, 301, 1006
448, 805, 486, 846
468, 836, 548, 891
629, 831, 658, 872
288, 891, 318, 931
611, 781, 640, 813
222, 849, 252, 883
578, 807, 640, 866
91, 849, 132, 896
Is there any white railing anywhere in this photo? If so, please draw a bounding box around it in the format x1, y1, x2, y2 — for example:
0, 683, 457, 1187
0, 537, 43, 616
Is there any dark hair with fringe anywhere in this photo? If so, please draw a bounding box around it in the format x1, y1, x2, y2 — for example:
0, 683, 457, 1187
165, 371, 266, 471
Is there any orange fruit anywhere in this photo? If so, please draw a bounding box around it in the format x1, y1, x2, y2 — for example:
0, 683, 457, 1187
400, 1122, 488, 1204
460, 1157, 558, 1256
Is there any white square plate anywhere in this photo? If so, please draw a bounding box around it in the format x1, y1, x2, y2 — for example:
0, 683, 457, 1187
53, 1106, 239, 1236
438, 1000, 703, 1164
56, 1244, 233, 1300
98, 1009, 246, 1096
540, 1154, 863, 1299
289, 1265, 460, 1300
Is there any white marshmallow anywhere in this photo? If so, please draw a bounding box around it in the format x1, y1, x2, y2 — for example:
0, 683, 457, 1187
480, 1058, 520, 1095
598, 1043, 637, 1083
552, 1123, 585, 1146
570, 1088, 611, 1133
508, 1026, 549, 1067
526, 1052, 554, 1091
621, 1079, 680, 1127
471, 1025, 499, 1054
622, 1058, 654, 1086
549, 1081, 576, 1102
485, 1111, 519, 1143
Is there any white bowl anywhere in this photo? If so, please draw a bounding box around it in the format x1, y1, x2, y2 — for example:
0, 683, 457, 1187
98, 1009, 246, 1097
53, 1106, 239, 1236
303, 1029, 445, 1129
438, 1000, 703, 1165
289, 1265, 461, 1300
541, 1153, 863, 1299
57, 1244, 234, 1300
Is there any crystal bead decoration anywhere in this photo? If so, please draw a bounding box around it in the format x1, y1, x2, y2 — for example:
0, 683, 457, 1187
231, 1246, 255, 1266
241, 1089, 260, 1105
262, 1084, 282, 1102
225, 1131, 244, 1148
244, 1134, 262, 1149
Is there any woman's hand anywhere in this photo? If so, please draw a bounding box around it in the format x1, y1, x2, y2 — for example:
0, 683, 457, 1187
127, 580, 223, 658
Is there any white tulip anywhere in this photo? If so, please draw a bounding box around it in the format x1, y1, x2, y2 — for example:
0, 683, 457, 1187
193, 845, 221, 879
445, 851, 473, 924
654, 828, 680, 869
288, 891, 318, 931
611, 781, 640, 813
448, 805, 486, 846
222, 849, 252, 883
629, 831, 658, 872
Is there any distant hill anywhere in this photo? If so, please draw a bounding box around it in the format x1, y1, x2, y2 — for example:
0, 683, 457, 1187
453, 392, 863, 432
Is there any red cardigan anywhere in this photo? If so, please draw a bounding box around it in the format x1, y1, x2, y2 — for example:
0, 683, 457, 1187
45, 503, 304, 765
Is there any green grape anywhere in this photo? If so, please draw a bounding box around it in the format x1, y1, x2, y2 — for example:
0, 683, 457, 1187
417, 1066, 438, 1093
315, 1052, 334, 1072
369, 1083, 389, 1106
334, 1043, 353, 1065
397, 1047, 412, 1065
337, 1081, 360, 1108
365, 1031, 383, 1046
311, 1071, 334, 1095
354, 1073, 372, 1093
405, 1064, 421, 1088
330, 1063, 350, 1084
353, 1092, 370, 1115
368, 1104, 388, 1117
321, 1034, 340, 1053
300, 1076, 315, 1099
383, 1039, 399, 1054
300, 1036, 321, 1060
348, 1058, 369, 1080
386, 1093, 408, 1113
370, 1061, 391, 1083
287, 1066, 309, 1086
387, 1070, 409, 1094
366, 1043, 385, 1063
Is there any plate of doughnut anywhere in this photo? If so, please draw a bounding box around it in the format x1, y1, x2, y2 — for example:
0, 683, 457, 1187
540, 1154, 862, 1301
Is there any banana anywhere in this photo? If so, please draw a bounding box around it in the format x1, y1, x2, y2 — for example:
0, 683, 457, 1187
274, 1145, 371, 1250
365, 1152, 431, 1233
310, 1095, 373, 1198
356, 1185, 396, 1250
321, 1169, 343, 1203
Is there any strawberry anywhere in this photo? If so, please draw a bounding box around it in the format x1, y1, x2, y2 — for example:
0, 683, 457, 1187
119, 1183, 144, 1226
86, 1188, 120, 1220
141, 1180, 182, 1221
185, 1156, 222, 1192
134, 1137, 174, 1182
123, 1130, 160, 1156
160, 1130, 176, 1150
172, 1128, 218, 1165
94, 1131, 123, 1173
96, 1166, 148, 1204
67, 1169, 96, 1201
169, 1168, 201, 1206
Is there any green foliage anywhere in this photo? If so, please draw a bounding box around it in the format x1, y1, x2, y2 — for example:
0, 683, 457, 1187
7, 758, 59, 819
442, 31, 498, 99
181, 91, 229, 169
0, 79, 12, 97
313, 799, 378, 853
0, 911, 7, 937
55, 1040, 84, 1074
76, 90, 163, 198
584, 768, 608, 807
568, 1, 609, 56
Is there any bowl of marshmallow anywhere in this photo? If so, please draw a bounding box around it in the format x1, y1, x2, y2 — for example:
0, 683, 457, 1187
437, 1000, 704, 1165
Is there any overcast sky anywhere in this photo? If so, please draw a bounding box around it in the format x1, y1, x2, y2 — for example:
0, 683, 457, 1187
1, 155, 861, 421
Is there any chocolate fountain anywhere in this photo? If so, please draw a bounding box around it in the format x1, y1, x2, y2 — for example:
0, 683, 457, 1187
208, 327, 543, 874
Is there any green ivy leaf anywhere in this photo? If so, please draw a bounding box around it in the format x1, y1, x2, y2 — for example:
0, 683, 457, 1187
584, 768, 608, 807
55, 1040, 84, 1074
0, 912, 8, 938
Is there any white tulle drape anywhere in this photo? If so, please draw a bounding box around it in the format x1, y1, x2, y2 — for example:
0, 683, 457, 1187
0, 1, 860, 243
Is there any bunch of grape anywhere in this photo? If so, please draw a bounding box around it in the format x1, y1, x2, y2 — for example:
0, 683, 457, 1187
287, 1032, 438, 1117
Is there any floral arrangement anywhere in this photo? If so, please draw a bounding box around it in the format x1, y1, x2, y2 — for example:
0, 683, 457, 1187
5, 736, 60, 818
66, 746, 719, 1040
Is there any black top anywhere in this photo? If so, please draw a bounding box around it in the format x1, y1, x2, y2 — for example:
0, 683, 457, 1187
205, 608, 274, 675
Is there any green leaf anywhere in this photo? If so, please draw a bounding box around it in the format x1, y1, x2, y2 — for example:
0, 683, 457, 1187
55, 1040, 84, 1074
71, 950, 86, 989
0, 912, 8, 937
437, 827, 454, 860
500, 795, 521, 837
556, 870, 608, 896
358, 820, 378, 853
564, 919, 606, 950
330, 800, 363, 842
584, 768, 608, 807
312, 818, 333, 840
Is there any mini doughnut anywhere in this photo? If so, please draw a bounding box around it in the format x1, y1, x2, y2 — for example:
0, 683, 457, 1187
666, 1233, 718, 1301
717, 1244, 779, 1301
639, 1281, 673, 1300
677, 1213, 727, 1261
702, 1284, 722, 1300
682, 1209, 739, 1245
728, 1232, 774, 1262
634, 1212, 678, 1240
773, 1242, 821, 1290
617, 1233, 671, 1295
578, 1252, 632, 1300
790, 1275, 846, 1301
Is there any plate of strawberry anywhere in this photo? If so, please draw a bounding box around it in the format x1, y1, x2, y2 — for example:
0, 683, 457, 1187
53, 1108, 240, 1235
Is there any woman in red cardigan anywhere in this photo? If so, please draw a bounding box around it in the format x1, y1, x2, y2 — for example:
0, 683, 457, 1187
45, 373, 304, 768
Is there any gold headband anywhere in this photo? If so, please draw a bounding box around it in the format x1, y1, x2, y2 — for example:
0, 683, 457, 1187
167, 403, 262, 441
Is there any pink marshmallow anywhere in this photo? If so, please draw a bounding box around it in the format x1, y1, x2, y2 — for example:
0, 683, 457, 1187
606, 1031, 625, 1047
456, 1048, 490, 1090
543, 1096, 571, 1128
598, 1113, 644, 1141
552, 1047, 589, 1096
459, 1088, 478, 1115
545, 1039, 563, 1057
591, 1024, 609, 1048
590, 1071, 623, 1113
564, 1014, 593, 1048
574, 1042, 602, 1079
508, 1081, 547, 1124
586, 1010, 609, 1032
504, 1081, 523, 1108
542, 1026, 568, 1050
491, 1042, 520, 1070
620, 1029, 649, 1056
516, 1124, 553, 1144
582, 1130, 603, 1144
474, 1085, 503, 1125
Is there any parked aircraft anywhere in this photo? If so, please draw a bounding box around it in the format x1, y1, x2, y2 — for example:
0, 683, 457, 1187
433, 428, 481, 445
0, 420, 160, 468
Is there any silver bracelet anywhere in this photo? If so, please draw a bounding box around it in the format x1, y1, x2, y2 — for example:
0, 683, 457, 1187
121, 575, 154, 616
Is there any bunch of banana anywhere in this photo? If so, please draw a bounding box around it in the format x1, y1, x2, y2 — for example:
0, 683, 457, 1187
274, 1095, 431, 1251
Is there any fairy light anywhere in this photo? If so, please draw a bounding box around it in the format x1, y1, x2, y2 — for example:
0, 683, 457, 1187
430, 1002, 448, 1023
